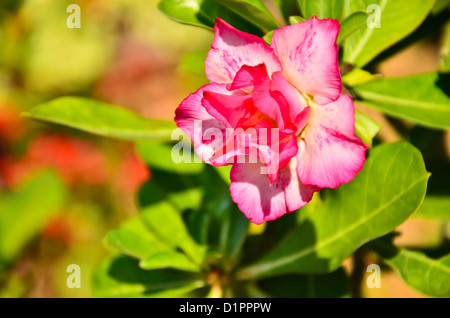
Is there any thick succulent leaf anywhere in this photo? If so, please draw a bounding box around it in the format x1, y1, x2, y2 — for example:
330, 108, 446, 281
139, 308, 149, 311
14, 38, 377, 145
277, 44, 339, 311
238, 142, 429, 279
298, 0, 343, 19
342, 0, 435, 67
353, 73, 450, 130
354, 111, 381, 146
22, 97, 176, 141
92, 256, 205, 298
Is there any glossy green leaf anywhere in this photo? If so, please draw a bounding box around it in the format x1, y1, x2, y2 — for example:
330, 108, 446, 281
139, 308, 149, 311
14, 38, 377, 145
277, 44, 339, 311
353, 73, 450, 130
288, 15, 305, 24
298, 0, 343, 19
385, 251, 450, 297
337, 11, 369, 45
138, 168, 204, 212
273, 0, 301, 22
136, 141, 204, 174
432, 0, 450, 15
140, 202, 206, 265
139, 251, 200, 272
104, 217, 172, 260
342, 0, 435, 67
354, 111, 381, 146
219, 206, 249, 269
413, 196, 450, 221
440, 21, 450, 72
215, 0, 280, 32
263, 30, 274, 45
92, 256, 205, 298
0, 171, 66, 268
104, 211, 203, 273
342, 68, 381, 87
214, 165, 232, 185
158, 0, 264, 35
257, 268, 350, 298
370, 238, 450, 297
238, 142, 429, 279
22, 97, 176, 141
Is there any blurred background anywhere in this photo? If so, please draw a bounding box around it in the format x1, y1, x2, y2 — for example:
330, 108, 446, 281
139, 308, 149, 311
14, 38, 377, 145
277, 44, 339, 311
0, 0, 448, 297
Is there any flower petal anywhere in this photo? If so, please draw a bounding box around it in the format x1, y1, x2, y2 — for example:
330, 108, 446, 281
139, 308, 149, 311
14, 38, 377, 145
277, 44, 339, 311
174, 83, 228, 164
296, 94, 368, 189
271, 16, 341, 104
205, 18, 282, 84
230, 157, 318, 224
269, 72, 309, 133
229, 64, 296, 132
202, 90, 252, 128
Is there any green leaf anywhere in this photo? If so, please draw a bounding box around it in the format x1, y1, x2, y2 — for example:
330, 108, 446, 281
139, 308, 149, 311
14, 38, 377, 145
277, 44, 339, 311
432, 0, 450, 15
298, 0, 343, 19
219, 206, 249, 269
138, 168, 204, 212
214, 165, 232, 185
104, 209, 202, 273
158, 0, 264, 35
288, 15, 305, 24
386, 251, 450, 297
337, 11, 369, 45
238, 142, 429, 279
353, 73, 450, 130
342, 68, 381, 87
371, 239, 450, 297
342, 0, 435, 67
104, 217, 172, 260
413, 196, 450, 221
263, 30, 274, 45
92, 256, 205, 298
273, 0, 301, 22
257, 268, 350, 297
136, 141, 204, 174
22, 97, 176, 141
354, 111, 381, 146
214, 0, 280, 32
139, 251, 200, 272
0, 170, 66, 268
140, 202, 206, 265
439, 21, 450, 72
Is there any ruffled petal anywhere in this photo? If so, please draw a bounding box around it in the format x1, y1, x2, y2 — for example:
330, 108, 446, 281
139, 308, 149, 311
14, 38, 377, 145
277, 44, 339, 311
269, 72, 309, 133
271, 16, 341, 104
202, 90, 252, 128
174, 83, 228, 164
205, 18, 282, 84
296, 95, 368, 188
229, 64, 295, 132
230, 157, 318, 224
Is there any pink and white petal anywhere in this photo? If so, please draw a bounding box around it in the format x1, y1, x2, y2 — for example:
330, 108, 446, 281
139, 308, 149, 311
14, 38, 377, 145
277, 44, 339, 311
271, 16, 341, 104
202, 90, 251, 128
230, 157, 317, 225
174, 83, 228, 164
270, 72, 309, 131
228, 64, 265, 91
296, 95, 368, 189
205, 18, 282, 84
231, 64, 292, 130
209, 119, 275, 167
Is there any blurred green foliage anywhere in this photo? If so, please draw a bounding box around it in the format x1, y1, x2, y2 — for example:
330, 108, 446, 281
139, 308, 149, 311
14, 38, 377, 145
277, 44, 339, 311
0, 0, 449, 298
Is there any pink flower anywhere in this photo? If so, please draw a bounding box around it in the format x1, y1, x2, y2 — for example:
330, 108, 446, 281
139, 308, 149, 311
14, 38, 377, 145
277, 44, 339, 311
175, 17, 368, 224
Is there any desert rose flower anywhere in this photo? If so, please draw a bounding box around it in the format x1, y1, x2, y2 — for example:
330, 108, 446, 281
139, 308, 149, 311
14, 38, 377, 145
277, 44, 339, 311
175, 17, 368, 224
